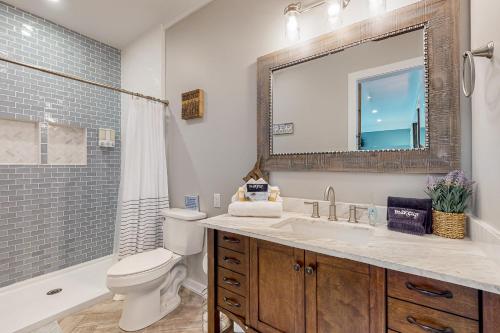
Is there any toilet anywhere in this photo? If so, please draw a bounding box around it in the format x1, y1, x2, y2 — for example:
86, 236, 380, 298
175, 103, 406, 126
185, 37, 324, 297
106, 208, 206, 332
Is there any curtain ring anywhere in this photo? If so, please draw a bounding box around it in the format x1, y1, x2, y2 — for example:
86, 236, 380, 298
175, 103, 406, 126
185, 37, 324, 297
462, 51, 475, 97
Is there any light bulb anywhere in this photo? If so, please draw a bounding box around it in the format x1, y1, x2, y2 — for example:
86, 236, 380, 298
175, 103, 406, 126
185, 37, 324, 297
327, 0, 343, 29
369, 0, 387, 15
285, 10, 301, 42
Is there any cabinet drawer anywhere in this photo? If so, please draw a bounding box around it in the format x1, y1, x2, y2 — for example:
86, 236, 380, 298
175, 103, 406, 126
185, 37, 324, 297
218, 287, 246, 318
218, 247, 248, 275
388, 270, 479, 319
217, 231, 248, 253
388, 298, 479, 333
217, 267, 247, 296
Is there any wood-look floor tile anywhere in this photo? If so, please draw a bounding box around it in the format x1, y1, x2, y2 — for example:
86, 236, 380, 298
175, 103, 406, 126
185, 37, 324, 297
59, 315, 86, 333
58, 288, 205, 333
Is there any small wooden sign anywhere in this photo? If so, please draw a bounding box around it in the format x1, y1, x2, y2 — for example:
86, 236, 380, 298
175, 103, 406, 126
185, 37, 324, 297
182, 89, 204, 120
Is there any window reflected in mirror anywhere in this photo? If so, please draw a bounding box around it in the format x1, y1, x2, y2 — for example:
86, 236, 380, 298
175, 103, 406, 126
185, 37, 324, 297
357, 64, 426, 151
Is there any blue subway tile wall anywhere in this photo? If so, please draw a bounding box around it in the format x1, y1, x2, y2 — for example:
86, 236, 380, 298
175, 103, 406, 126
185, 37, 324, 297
0, 1, 121, 287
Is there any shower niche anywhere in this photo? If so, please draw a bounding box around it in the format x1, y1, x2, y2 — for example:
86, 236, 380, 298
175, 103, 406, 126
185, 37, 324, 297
0, 117, 87, 166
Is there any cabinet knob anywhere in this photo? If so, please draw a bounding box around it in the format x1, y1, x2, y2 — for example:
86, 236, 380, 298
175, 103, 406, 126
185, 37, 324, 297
305, 266, 315, 275
293, 263, 302, 272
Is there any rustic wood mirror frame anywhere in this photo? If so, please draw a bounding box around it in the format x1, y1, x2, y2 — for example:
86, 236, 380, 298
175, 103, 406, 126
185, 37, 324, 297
257, 0, 460, 173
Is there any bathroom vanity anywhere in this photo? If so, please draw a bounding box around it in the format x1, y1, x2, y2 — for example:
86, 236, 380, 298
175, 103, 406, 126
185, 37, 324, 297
202, 210, 500, 333
201, 0, 500, 331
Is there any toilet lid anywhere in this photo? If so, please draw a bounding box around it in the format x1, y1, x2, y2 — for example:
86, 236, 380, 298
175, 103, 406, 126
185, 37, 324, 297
108, 248, 173, 277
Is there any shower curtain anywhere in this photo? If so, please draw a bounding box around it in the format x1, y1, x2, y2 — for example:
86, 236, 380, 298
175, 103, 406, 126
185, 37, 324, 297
117, 97, 169, 258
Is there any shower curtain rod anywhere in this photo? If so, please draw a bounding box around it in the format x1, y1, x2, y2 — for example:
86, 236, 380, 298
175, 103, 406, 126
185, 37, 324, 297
0, 55, 170, 106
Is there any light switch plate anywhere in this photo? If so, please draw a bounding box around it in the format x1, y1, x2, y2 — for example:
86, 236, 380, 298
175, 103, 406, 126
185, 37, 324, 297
213, 193, 221, 208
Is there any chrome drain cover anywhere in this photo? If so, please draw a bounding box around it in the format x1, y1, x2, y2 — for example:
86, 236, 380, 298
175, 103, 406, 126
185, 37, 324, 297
46, 288, 62, 296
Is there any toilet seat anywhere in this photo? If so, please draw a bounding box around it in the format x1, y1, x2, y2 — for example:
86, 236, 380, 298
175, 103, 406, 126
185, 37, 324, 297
107, 249, 181, 288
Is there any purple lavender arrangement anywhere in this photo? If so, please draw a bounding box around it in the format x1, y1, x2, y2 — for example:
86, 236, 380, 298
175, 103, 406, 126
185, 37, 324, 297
425, 170, 474, 214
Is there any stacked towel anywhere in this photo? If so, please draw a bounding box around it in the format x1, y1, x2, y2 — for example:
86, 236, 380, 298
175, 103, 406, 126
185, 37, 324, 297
387, 207, 426, 236
228, 199, 283, 218
387, 196, 433, 234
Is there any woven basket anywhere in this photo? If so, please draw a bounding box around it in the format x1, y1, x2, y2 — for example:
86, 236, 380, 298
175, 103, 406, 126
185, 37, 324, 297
432, 210, 466, 239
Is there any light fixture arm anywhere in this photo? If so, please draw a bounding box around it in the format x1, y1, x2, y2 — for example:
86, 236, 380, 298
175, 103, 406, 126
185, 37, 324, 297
285, 0, 351, 15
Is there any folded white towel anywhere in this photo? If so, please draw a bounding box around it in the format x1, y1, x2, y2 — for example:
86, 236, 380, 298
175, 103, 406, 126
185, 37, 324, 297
228, 200, 283, 218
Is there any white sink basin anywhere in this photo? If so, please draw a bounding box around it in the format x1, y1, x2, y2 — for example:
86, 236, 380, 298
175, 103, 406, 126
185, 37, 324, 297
272, 217, 373, 246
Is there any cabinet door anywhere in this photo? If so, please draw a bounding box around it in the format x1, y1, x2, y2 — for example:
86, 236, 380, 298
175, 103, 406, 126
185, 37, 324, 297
249, 239, 305, 333
305, 252, 385, 333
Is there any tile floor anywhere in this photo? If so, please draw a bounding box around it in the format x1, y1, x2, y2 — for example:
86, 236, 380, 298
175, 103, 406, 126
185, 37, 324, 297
58, 288, 205, 333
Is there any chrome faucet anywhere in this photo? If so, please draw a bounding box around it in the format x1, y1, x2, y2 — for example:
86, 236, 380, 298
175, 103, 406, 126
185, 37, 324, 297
324, 186, 337, 221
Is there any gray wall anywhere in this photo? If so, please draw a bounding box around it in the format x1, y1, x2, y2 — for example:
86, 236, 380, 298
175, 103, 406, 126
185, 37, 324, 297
471, 1, 500, 230
165, 0, 470, 285
0, 2, 121, 287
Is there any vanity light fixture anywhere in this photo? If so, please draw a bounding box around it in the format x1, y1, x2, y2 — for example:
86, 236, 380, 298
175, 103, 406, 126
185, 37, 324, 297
284, 0, 387, 41
371, 109, 378, 114
284, 0, 351, 41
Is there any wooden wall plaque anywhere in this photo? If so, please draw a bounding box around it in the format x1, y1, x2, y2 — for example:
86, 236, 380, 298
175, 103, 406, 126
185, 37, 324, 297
182, 89, 205, 120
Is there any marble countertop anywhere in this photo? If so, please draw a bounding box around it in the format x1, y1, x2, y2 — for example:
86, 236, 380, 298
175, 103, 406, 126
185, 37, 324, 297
199, 209, 500, 295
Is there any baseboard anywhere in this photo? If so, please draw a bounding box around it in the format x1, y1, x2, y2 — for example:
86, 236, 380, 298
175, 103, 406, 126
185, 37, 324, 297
183, 278, 207, 297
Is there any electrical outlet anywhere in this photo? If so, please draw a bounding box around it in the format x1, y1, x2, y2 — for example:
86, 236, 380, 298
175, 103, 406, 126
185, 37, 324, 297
213, 193, 221, 208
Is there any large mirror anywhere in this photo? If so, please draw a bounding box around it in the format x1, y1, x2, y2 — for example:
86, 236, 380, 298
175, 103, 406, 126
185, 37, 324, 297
271, 29, 426, 155
258, 0, 461, 173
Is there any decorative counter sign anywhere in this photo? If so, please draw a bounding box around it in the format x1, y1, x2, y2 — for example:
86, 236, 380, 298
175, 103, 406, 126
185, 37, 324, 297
182, 89, 204, 120
245, 183, 269, 201
273, 123, 294, 135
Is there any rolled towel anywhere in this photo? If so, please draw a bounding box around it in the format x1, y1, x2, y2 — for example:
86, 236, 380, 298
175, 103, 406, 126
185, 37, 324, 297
387, 196, 433, 234
228, 200, 283, 218
387, 207, 427, 236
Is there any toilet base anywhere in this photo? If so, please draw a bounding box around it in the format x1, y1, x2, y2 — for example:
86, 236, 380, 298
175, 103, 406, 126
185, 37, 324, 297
118, 264, 187, 332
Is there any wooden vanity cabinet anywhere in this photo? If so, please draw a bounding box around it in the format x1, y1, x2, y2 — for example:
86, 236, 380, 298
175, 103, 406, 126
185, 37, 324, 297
249, 239, 305, 333
304, 252, 386, 333
208, 230, 500, 333
248, 238, 385, 333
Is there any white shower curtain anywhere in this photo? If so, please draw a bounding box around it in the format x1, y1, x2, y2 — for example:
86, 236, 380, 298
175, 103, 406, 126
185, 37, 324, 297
117, 97, 169, 258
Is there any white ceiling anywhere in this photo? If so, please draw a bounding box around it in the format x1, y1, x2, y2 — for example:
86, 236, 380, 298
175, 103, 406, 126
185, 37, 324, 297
3, 0, 213, 49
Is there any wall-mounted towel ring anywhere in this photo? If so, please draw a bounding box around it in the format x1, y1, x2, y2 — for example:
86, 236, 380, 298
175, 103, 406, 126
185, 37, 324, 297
462, 41, 495, 97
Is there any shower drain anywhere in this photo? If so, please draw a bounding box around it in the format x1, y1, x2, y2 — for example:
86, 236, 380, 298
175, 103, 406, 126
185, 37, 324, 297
46, 288, 63, 296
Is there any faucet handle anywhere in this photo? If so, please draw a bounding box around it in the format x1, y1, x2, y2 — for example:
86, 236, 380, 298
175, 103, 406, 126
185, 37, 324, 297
348, 205, 368, 223
305, 201, 320, 218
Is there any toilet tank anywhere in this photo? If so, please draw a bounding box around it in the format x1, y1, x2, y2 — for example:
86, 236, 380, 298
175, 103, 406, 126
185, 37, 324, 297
161, 208, 207, 255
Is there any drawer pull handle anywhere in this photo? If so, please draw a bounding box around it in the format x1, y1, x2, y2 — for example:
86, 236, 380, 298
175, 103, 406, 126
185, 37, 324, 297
223, 236, 241, 243
223, 277, 241, 286
223, 297, 241, 308
293, 263, 302, 272
223, 256, 241, 265
407, 316, 454, 333
406, 282, 453, 299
